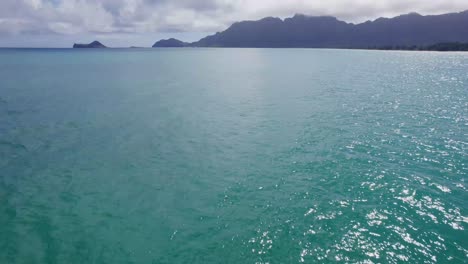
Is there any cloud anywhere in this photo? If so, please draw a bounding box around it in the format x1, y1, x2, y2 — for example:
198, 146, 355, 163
1, 0, 468, 46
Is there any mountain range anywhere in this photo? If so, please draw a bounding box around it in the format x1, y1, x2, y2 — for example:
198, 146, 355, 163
152, 10, 468, 48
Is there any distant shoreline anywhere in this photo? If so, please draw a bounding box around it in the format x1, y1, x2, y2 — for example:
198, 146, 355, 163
2, 46, 468, 52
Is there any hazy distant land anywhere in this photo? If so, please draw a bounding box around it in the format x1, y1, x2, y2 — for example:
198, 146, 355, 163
73, 10, 468, 51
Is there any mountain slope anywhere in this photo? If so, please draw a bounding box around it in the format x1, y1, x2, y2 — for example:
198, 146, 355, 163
152, 38, 188, 47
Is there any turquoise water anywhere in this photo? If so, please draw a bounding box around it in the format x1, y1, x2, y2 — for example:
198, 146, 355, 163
0, 48, 467, 263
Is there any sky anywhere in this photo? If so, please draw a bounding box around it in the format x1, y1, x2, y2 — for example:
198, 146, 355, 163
1, 0, 468, 47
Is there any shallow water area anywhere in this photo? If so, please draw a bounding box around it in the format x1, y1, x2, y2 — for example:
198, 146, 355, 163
0, 48, 467, 263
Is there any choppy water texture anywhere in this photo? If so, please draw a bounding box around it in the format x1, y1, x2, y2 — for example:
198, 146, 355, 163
0, 48, 467, 263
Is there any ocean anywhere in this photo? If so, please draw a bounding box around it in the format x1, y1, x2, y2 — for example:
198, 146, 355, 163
0, 48, 467, 263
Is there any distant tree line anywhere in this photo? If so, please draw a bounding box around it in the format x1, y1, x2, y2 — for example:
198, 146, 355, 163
358, 42, 468, 51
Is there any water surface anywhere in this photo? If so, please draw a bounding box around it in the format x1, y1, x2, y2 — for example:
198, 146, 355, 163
0, 48, 467, 263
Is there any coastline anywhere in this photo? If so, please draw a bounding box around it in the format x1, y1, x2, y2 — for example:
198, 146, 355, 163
2, 46, 467, 52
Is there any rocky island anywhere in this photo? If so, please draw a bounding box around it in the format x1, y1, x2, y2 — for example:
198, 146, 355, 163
73, 41, 107, 48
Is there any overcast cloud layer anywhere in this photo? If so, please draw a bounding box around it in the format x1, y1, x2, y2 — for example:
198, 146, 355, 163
1, 0, 468, 47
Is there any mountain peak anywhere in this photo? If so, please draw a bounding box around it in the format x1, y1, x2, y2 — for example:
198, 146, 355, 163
292, 13, 307, 18
152, 38, 188, 48
258, 16, 282, 22
290, 13, 338, 20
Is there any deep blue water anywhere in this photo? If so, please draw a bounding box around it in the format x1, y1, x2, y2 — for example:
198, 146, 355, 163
0, 48, 467, 263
